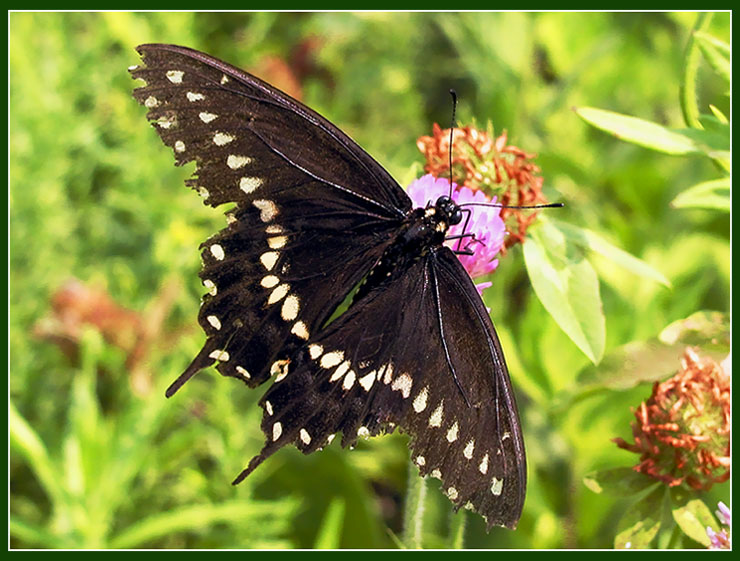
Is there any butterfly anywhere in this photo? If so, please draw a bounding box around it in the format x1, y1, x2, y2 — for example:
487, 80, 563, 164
130, 43, 526, 530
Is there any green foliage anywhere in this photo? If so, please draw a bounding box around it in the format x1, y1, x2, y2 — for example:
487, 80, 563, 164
10, 11, 729, 549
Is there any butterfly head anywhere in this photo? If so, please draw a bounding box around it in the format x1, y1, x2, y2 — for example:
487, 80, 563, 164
435, 195, 464, 226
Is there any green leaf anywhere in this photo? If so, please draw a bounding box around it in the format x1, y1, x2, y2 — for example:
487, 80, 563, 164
524, 221, 605, 363
108, 499, 297, 549
313, 499, 346, 549
708, 104, 728, 124
659, 310, 730, 350
9, 401, 66, 508
575, 107, 702, 155
583, 467, 659, 497
402, 459, 429, 549
614, 486, 666, 549
671, 177, 730, 212
671, 497, 718, 547
680, 13, 713, 128
694, 31, 730, 84
551, 219, 671, 287
572, 311, 728, 395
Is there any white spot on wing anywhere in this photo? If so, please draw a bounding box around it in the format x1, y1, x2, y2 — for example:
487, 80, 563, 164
281, 295, 300, 321
239, 176, 263, 194
308, 344, 324, 360
265, 401, 273, 416
430, 469, 442, 479
260, 251, 279, 271
342, 370, 356, 390
415, 455, 426, 466
236, 366, 251, 379
382, 362, 394, 384
209, 349, 230, 362
174, 140, 186, 152
300, 428, 311, 445
446, 421, 458, 442
271, 359, 290, 382
358, 371, 375, 392
166, 70, 184, 83
209, 244, 225, 260
412, 386, 429, 412
391, 372, 413, 398
291, 321, 309, 340
268, 236, 287, 249
186, 91, 205, 102
429, 401, 444, 428
357, 426, 369, 438
479, 453, 489, 475
220, 74, 229, 84
260, 275, 279, 288
227, 155, 252, 169
446, 487, 458, 500
253, 199, 278, 222
329, 360, 351, 382
199, 112, 218, 123
207, 315, 221, 330
491, 477, 504, 496
320, 351, 344, 369
156, 115, 175, 129
203, 279, 217, 295
463, 439, 475, 459
213, 132, 234, 146
144, 96, 159, 108
267, 284, 290, 305
272, 422, 282, 441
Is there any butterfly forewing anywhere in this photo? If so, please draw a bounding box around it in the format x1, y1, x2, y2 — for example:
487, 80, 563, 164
131, 44, 405, 391
131, 43, 526, 530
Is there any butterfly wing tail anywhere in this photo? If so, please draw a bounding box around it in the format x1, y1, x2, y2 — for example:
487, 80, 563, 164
165, 344, 216, 397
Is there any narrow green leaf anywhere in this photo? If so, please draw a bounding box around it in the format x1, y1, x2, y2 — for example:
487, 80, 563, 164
9, 518, 72, 549
583, 467, 659, 497
9, 401, 66, 507
313, 499, 345, 549
524, 222, 605, 363
575, 107, 700, 155
671, 498, 717, 547
402, 459, 429, 549
108, 500, 296, 549
708, 105, 728, 124
449, 510, 467, 549
694, 31, 730, 84
614, 486, 666, 549
671, 178, 730, 212
680, 13, 713, 128
551, 219, 671, 287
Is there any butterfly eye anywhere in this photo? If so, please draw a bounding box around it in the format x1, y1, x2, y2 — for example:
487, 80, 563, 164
436, 195, 452, 207
449, 208, 464, 225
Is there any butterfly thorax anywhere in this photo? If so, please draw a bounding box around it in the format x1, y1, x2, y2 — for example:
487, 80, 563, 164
354, 196, 461, 302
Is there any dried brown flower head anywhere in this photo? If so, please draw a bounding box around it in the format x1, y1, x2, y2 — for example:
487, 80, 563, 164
614, 348, 730, 490
416, 123, 548, 251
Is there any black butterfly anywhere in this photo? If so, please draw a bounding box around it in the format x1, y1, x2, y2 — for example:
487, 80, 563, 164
130, 44, 526, 530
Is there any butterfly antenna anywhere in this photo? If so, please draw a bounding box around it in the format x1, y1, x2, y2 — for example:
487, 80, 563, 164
448, 89, 457, 198
458, 201, 564, 210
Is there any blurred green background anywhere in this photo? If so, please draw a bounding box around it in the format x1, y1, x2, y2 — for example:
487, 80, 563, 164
9, 12, 729, 549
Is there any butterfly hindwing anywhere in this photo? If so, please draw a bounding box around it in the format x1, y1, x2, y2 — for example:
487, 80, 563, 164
243, 247, 525, 530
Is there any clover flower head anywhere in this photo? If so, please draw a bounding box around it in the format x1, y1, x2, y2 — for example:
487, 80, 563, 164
406, 174, 505, 282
